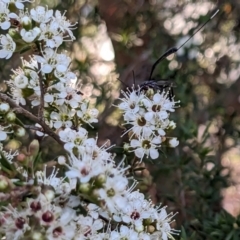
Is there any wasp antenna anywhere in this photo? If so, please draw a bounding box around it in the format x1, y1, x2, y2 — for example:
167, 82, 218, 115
148, 9, 219, 80
149, 47, 178, 79
118, 78, 128, 87
177, 9, 220, 51
132, 70, 136, 86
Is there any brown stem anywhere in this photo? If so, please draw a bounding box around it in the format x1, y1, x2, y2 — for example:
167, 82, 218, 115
37, 62, 45, 121
0, 93, 63, 146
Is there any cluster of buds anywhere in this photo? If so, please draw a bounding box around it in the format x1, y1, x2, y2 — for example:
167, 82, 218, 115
0, 0, 179, 239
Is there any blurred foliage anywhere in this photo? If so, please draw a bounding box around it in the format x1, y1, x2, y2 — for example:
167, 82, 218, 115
1, 0, 240, 239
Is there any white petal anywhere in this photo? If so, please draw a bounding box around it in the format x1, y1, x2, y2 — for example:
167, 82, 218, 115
1, 21, 10, 30
135, 148, 144, 159
145, 112, 154, 121
42, 64, 53, 73
0, 131, 7, 141
150, 148, 159, 159
153, 93, 162, 103
130, 139, 140, 148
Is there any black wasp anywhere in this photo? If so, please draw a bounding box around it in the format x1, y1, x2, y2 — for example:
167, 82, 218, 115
138, 9, 219, 99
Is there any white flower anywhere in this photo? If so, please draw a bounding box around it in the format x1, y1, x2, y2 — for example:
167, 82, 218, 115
118, 88, 145, 121
65, 154, 102, 183
154, 207, 178, 240
0, 127, 8, 141
54, 82, 82, 108
110, 226, 139, 240
0, 34, 16, 59
169, 137, 179, 148
0, 205, 30, 240
54, 69, 76, 83
77, 102, 99, 126
39, 21, 63, 48
50, 106, 75, 129
0, 2, 18, 30
130, 135, 161, 160
35, 48, 70, 74
77, 216, 103, 237
46, 220, 76, 240
52, 10, 77, 41
120, 192, 152, 230
2, 0, 34, 10
20, 27, 41, 43
124, 115, 155, 138
143, 91, 177, 122
14, 74, 28, 88
97, 174, 128, 213
59, 127, 87, 143
30, 6, 53, 23
35, 166, 67, 194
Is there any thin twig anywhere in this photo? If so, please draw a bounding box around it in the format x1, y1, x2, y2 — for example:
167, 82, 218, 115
23, 125, 43, 131
37, 62, 45, 121
0, 92, 63, 145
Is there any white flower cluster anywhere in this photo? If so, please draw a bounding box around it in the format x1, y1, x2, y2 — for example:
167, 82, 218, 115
0, 161, 178, 240
0, 2, 76, 59
5, 54, 98, 129
0, 1, 179, 239
118, 87, 179, 160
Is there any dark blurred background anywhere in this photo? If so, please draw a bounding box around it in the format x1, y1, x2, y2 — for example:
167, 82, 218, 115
1, 0, 240, 239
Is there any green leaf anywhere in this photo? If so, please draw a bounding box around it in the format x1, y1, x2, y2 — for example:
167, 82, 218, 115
180, 226, 187, 240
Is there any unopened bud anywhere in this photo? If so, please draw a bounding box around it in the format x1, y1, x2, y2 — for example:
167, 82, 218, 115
58, 156, 66, 165
0, 175, 10, 192
168, 120, 176, 130
41, 185, 55, 202
8, 28, 21, 40
79, 182, 91, 193
0, 103, 10, 114
6, 112, 16, 122
5, 139, 21, 151
21, 16, 32, 30
14, 126, 26, 137
168, 137, 179, 148
95, 174, 106, 186
31, 232, 44, 240
28, 139, 39, 158
146, 225, 156, 233
123, 143, 130, 151
16, 153, 27, 162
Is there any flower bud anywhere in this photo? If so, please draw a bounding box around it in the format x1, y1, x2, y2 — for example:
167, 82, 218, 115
28, 140, 39, 158
79, 182, 91, 193
168, 137, 179, 148
168, 120, 176, 130
16, 153, 27, 162
14, 126, 26, 137
123, 143, 131, 151
31, 232, 44, 240
0, 103, 10, 114
5, 139, 21, 151
146, 225, 156, 233
41, 185, 55, 202
8, 28, 21, 41
95, 174, 106, 186
6, 112, 16, 122
21, 16, 32, 30
0, 175, 10, 192
58, 156, 66, 165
